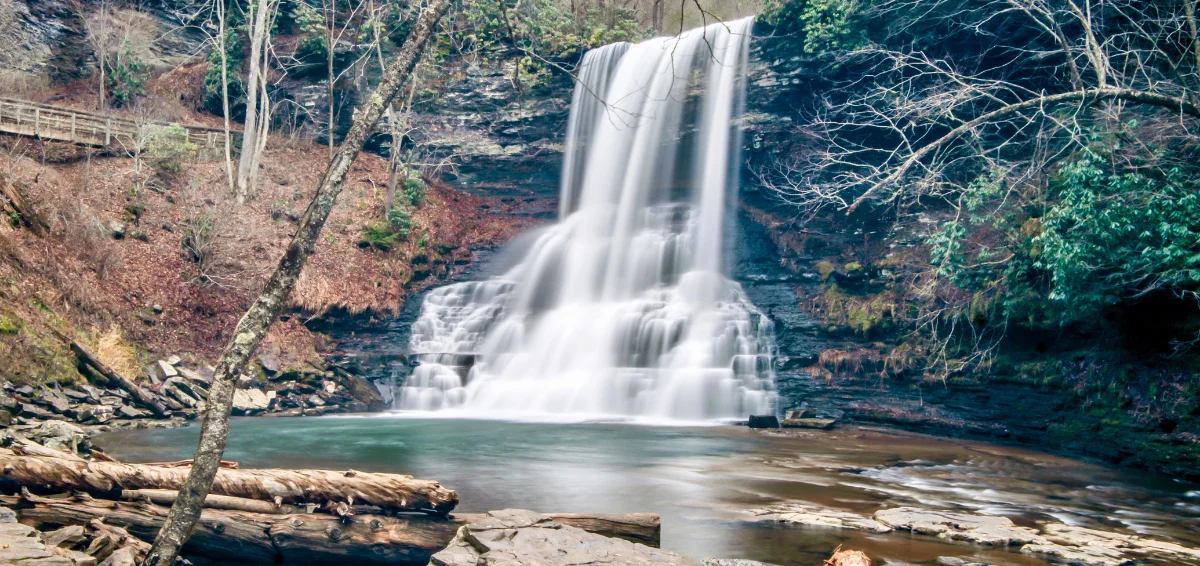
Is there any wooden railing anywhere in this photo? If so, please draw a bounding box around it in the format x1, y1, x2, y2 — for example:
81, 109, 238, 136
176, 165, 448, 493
0, 97, 238, 152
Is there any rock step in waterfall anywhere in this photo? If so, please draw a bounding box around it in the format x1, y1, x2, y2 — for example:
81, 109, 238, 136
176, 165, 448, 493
396, 18, 778, 421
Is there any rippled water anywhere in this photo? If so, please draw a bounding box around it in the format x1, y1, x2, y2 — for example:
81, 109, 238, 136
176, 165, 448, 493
95, 418, 1200, 565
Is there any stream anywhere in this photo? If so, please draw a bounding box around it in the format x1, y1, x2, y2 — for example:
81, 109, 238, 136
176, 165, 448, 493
95, 417, 1200, 565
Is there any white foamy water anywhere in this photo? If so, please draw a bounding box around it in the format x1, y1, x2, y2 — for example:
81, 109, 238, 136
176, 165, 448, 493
396, 18, 777, 421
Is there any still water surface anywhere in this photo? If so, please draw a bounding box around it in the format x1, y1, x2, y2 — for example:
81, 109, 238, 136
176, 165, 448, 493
95, 416, 1200, 565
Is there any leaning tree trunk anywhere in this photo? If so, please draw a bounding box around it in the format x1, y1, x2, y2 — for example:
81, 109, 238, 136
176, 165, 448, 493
142, 1, 453, 563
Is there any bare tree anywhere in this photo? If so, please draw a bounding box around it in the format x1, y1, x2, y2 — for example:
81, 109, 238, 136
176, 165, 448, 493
141, 0, 453, 562
75, 0, 116, 110
235, 0, 282, 203
766, 0, 1200, 216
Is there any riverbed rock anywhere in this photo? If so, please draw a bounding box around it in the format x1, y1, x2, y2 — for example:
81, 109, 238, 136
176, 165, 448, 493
703, 560, 784, 566
752, 504, 891, 533
430, 509, 700, 566
873, 508, 1042, 546
1020, 523, 1200, 565
747, 415, 780, 429
780, 418, 836, 430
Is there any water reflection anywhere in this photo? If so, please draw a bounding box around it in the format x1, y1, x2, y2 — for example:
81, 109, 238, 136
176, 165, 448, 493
95, 419, 1199, 565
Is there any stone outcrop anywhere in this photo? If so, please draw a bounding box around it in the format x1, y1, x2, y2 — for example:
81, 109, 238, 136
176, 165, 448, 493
429, 509, 699, 566
753, 503, 1200, 566
0, 504, 151, 566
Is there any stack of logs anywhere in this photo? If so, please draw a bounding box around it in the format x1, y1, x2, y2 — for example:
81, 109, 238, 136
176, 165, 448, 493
0, 439, 660, 564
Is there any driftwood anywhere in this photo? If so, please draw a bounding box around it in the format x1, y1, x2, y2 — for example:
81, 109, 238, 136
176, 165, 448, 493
121, 489, 302, 515
0, 450, 458, 514
67, 339, 167, 416
1, 494, 660, 565
139, 459, 240, 470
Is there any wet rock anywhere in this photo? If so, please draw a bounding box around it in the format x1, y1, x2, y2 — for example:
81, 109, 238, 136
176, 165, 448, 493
747, 415, 780, 429
780, 418, 836, 430
1022, 523, 1200, 565
752, 504, 891, 533
703, 560, 784, 566
430, 509, 700, 566
874, 508, 1042, 546
936, 557, 987, 566
785, 408, 817, 419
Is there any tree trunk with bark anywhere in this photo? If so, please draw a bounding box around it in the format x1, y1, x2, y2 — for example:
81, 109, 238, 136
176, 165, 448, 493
0, 450, 456, 513
236, 0, 277, 203
3, 493, 658, 565
142, 0, 453, 563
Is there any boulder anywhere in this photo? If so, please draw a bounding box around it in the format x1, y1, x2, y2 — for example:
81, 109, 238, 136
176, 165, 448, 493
20, 403, 56, 420
780, 418, 836, 430
785, 408, 816, 419
161, 378, 198, 408
259, 352, 282, 376
107, 221, 126, 240
26, 420, 87, 455
232, 389, 270, 415
429, 509, 700, 566
0, 409, 11, 427
144, 364, 165, 385
38, 389, 71, 414
0, 505, 16, 523
116, 405, 147, 419
156, 360, 178, 378
747, 415, 779, 429
43, 525, 86, 548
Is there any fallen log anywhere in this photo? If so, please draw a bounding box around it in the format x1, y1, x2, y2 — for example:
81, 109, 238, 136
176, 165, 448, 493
1, 494, 660, 565
121, 489, 302, 515
66, 339, 167, 417
0, 451, 458, 514
139, 459, 240, 470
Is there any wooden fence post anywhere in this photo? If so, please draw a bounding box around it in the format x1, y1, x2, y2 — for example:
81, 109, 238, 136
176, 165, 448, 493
34, 108, 40, 137
71, 113, 77, 142
105, 118, 111, 146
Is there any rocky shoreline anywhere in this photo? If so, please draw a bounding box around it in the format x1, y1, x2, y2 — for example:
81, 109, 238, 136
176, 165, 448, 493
1, 350, 387, 442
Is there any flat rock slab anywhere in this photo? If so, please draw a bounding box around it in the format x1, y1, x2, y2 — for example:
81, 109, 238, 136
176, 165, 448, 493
430, 509, 699, 566
780, 418, 836, 430
0, 520, 73, 565
874, 507, 1043, 546
751, 504, 891, 533
753, 503, 1200, 566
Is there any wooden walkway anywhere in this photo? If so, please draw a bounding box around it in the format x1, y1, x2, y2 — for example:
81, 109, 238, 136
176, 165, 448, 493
0, 97, 235, 152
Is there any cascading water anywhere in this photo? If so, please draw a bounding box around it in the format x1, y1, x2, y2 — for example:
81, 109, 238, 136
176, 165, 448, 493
400, 18, 778, 421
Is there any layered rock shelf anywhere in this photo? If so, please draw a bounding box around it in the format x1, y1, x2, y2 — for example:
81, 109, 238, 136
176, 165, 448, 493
753, 503, 1200, 565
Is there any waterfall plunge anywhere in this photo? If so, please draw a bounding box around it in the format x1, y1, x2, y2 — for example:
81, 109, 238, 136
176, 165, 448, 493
400, 18, 778, 421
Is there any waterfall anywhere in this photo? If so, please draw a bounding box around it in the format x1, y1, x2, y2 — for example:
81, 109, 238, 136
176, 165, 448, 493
399, 18, 778, 421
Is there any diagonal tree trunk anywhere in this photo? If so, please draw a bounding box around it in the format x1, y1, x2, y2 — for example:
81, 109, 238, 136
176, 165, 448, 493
142, 0, 453, 563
